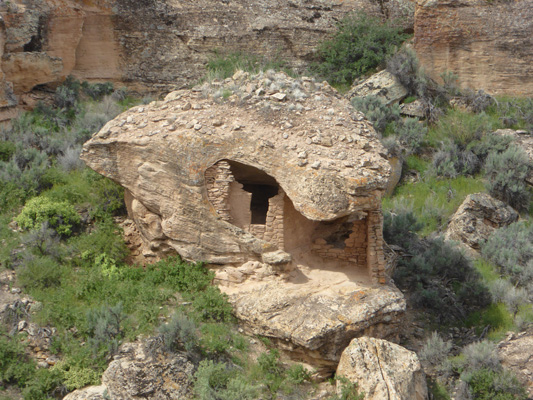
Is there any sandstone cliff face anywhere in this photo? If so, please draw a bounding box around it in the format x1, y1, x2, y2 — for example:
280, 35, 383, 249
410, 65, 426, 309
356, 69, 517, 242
0, 0, 414, 119
414, 0, 533, 96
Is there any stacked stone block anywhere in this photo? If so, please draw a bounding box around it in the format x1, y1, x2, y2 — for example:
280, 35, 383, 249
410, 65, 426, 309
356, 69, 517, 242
263, 191, 285, 250
367, 210, 386, 284
205, 161, 234, 222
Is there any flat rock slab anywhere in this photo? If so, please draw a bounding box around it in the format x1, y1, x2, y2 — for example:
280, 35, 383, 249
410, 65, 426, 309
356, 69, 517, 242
226, 270, 405, 374
499, 330, 533, 398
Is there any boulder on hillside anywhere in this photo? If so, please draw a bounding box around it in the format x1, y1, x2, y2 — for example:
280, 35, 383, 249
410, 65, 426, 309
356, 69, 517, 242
493, 129, 533, 186
228, 277, 405, 375
347, 70, 408, 105
498, 330, 533, 398
336, 336, 428, 400
64, 338, 195, 400
445, 193, 519, 251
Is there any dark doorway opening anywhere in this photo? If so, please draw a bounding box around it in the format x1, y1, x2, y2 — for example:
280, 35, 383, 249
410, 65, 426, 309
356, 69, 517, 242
242, 184, 278, 224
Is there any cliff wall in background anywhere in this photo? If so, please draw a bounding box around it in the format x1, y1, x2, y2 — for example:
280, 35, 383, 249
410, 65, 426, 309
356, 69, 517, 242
0, 0, 413, 119
414, 0, 533, 96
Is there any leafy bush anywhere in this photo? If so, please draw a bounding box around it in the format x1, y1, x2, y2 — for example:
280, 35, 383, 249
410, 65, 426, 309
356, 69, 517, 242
0, 140, 16, 161
351, 95, 400, 133
484, 145, 531, 211
159, 312, 198, 353
192, 286, 234, 323
85, 302, 125, 355
468, 133, 513, 163
466, 368, 526, 400
81, 81, 114, 100
419, 332, 452, 373
432, 142, 480, 178
394, 117, 427, 153
194, 360, 258, 400
393, 237, 490, 322
16, 196, 80, 236
0, 335, 36, 388
313, 13, 408, 86
17, 255, 65, 290
200, 323, 233, 354
386, 47, 427, 97
330, 376, 365, 400
429, 110, 495, 147
383, 209, 422, 250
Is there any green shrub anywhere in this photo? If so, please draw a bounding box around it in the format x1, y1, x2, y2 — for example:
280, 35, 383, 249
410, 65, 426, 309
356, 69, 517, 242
192, 286, 234, 323
194, 360, 234, 400
0, 335, 36, 388
351, 95, 400, 133
16, 196, 80, 237
482, 222, 533, 273
85, 302, 124, 355
81, 81, 114, 100
286, 364, 311, 384
329, 376, 365, 400
484, 145, 531, 211
0, 141, 16, 162
52, 359, 101, 391
313, 13, 409, 86
429, 110, 495, 147
159, 312, 198, 353
395, 117, 427, 153
466, 368, 527, 400
17, 255, 65, 290
200, 323, 232, 354
394, 237, 491, 322
383, 209, 422, 250
468, 132, 513, 162
458, 340, 500, 375
419, 332, 452, 373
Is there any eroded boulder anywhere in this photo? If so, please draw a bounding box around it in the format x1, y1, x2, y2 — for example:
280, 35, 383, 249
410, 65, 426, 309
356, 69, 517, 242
445, 193, 519, 251
347, 70, 408, 105
336, 337, 428, 400
498, 330, 533, 398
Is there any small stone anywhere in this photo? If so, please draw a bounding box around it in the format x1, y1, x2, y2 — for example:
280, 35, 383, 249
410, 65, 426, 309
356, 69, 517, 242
297, 151, 307, 159
182, 102, 191, 111
271, 93, 287, 101
194, 123, 202, 130
310, 161, 321, 169
255, 88, 265, 96
18, 320, 27, 331
11, 287, 21, 294
212, 119, 223, 127
126, 116, 133, 124
282, 133, 289, 139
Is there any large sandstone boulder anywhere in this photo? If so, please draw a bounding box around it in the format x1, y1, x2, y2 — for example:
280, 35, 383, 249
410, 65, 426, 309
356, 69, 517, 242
228, 276, 405, 374
414, 0, 533, 96
82, 71, 392, 282
82, 71, 405, 371
498, 330, 533, 398
347, 70, 408, 105
336, 337, 428, 400
63, 339, 194, 400
445, 193, 519, 251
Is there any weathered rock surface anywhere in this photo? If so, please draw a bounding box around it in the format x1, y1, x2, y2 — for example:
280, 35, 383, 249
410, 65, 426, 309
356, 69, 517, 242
228, 277, 405, 375
0, 0, 414, 118
82, 71, 392, 282
336, 337, 428, 400
493, 129, 533, 186
445, 193, 519, 251
63, 385, 107, 400
498, 330, 533, 398
347, 70, 408, 105
414, 0, 533, 96
63, 339, 194, 400
83, 71, 405, 372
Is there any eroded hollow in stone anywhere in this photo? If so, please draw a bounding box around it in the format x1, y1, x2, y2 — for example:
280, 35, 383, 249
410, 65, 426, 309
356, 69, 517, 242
205, 159, 382, 283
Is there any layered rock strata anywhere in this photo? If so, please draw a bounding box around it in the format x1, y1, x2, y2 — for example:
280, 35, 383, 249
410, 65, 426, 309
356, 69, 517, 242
414, 0, 533, 96
0, 0, 414, 119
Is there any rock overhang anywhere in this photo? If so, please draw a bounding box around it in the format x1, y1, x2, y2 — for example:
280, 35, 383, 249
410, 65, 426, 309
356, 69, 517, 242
81, 70, 391, 223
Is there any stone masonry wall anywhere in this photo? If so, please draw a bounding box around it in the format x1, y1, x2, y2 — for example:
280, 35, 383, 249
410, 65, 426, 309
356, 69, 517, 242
311, 218, 368, 267
367, 210, 386, 284
263, 191, 285, 251
205, 161, 234, 222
